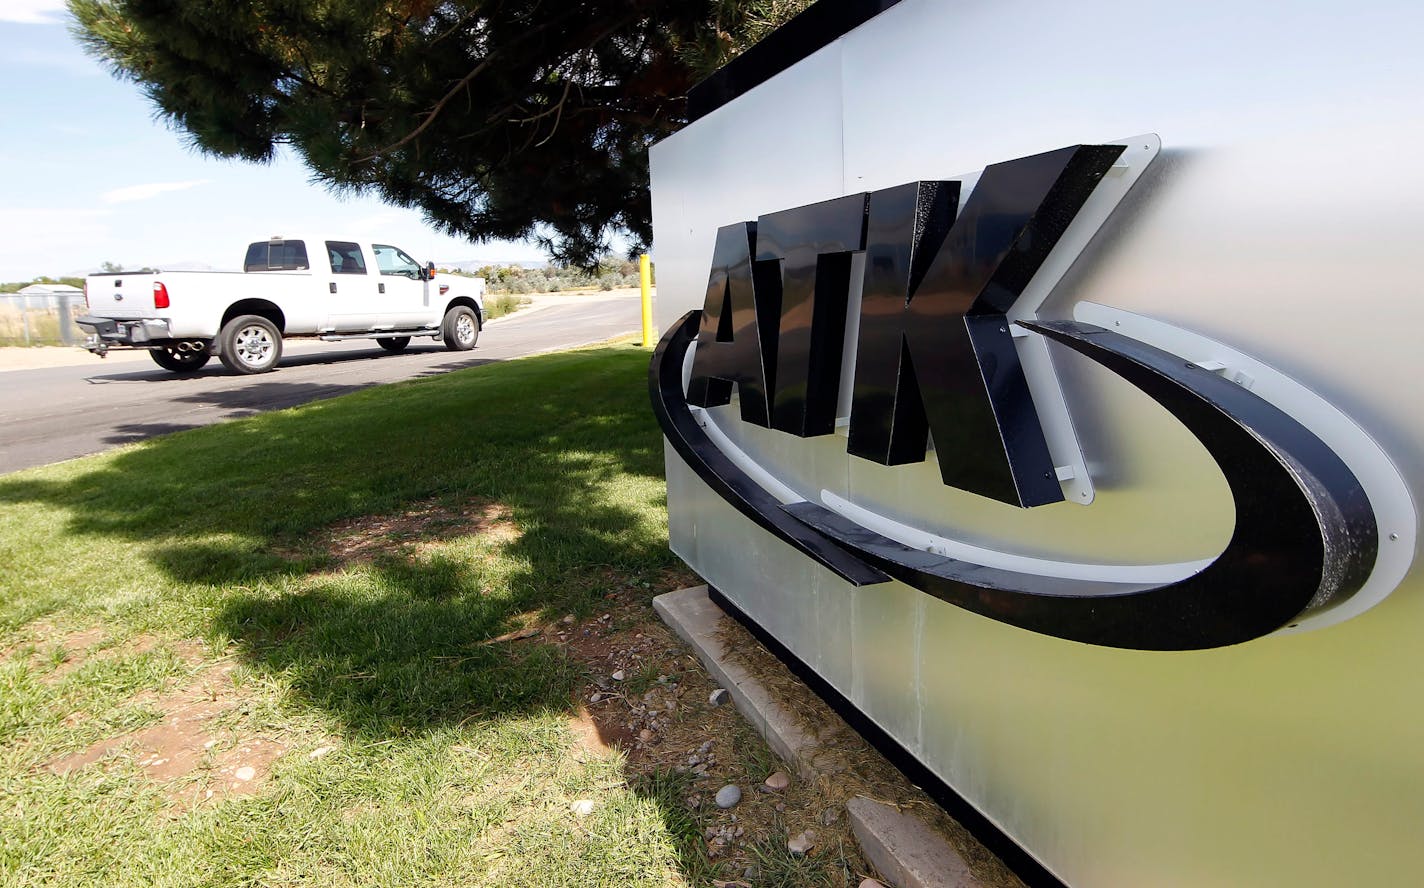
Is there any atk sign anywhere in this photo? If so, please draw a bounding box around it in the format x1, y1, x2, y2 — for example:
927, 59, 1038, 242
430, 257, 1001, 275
651, 141, 1411, 651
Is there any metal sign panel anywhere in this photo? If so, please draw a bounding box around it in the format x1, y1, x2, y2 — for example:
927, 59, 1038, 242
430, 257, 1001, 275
649, 0, 1424, 882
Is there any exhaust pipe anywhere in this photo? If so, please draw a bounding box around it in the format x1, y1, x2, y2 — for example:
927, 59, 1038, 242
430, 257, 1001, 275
176, 340, 204, 352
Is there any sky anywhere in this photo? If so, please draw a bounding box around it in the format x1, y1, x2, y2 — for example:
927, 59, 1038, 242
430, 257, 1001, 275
0, 1, 553, 280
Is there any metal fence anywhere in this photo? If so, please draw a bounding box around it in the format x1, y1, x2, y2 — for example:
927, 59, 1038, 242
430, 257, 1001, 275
0, 293, 86, 347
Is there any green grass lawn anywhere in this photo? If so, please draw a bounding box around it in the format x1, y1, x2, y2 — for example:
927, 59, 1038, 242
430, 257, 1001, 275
0, 340, 866, 887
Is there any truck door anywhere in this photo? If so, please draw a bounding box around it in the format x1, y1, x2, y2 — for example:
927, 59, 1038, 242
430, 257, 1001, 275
323, 240, 385, 331
371, 244, 431, 327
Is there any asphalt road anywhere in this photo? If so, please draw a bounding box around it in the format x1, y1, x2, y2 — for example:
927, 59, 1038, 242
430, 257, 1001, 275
0, 292, 641, 475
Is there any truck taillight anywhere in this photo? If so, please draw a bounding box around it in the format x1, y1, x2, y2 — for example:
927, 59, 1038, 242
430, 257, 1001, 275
153, 281, 170, 309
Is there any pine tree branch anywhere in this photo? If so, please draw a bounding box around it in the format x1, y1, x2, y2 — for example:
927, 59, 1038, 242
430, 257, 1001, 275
354, 57, 493, 162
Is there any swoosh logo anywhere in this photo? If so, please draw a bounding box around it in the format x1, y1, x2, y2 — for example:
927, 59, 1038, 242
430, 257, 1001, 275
652, 310, 1379, 650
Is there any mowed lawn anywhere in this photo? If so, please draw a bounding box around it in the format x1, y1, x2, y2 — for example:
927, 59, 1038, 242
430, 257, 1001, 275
0, 340, 791, 887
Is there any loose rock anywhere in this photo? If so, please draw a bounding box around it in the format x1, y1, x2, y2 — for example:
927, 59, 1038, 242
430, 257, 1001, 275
638, 728, 654, 743
611, 669, 626, 681
787, 829, 816, 855
714, 784, 742, 809
709, 687, 731, 706
233, 766, 256, 782
859, 880, 886, 888
764, 770, 790, 791
570, 799, 596, 816
309, 746, 333, 759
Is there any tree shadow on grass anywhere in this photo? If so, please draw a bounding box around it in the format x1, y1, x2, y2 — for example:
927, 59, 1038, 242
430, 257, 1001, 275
0, 343, 754, 884
213, 574, 582, 738
0, 344, 673, 726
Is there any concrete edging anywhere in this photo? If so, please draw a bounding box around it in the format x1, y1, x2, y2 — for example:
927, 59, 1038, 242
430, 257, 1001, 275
653, 584, 987, 888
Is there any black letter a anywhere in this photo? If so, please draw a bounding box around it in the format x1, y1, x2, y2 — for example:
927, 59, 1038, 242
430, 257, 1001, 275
687, 222, 779, 427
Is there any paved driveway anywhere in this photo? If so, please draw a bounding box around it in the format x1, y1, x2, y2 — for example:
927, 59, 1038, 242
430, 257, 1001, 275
0, 292, 641, 475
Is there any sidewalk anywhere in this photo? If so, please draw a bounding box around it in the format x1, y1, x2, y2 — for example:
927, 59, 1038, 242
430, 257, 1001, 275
0, 290, 644, 373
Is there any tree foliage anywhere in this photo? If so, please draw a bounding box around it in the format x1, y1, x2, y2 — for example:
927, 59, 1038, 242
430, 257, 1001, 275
70, 0, 810, 268
452, 256, 644, 294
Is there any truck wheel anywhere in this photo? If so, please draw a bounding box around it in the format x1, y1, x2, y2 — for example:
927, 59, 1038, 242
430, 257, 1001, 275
218, 314, 283, 374
150, 345, 211, 373
377, 336, 411, 353
441, 306, 479, 351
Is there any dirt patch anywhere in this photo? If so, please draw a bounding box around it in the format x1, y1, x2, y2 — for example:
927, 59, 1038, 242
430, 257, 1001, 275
291, 500, 520, 566
40, 628, 111, 680
46, 653, 288, 807
567, 704, 621, 759
5, 627, 205, 685
530, 574, 879, 885
2, 624, 107, 663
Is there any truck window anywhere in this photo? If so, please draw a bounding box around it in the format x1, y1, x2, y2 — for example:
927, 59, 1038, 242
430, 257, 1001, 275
372, 244, 422, 278
325, 241, 368, 275
244, 240, 309, 272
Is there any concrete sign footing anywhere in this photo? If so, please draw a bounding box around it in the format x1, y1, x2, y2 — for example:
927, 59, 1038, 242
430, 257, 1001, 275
653, 585, 1002, 888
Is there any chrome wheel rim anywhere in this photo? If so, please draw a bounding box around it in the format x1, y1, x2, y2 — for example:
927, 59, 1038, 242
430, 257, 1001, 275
235, 325, 274, 367
456, 313, 476, 345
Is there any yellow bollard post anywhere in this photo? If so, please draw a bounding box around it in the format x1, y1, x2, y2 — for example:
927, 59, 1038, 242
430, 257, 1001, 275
639, 253, 655, 347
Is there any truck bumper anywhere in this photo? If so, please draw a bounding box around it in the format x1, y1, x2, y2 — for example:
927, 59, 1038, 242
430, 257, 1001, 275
75, 316, 172, 356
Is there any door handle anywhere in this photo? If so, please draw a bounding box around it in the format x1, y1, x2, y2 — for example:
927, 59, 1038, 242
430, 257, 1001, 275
378, 283, 386, 294
329, 282, 337, 294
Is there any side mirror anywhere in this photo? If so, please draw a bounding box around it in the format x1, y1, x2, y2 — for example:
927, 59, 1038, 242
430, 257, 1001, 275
424, 261, 436, 281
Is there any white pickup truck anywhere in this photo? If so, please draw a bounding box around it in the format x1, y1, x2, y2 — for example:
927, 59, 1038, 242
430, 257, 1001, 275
77, 236, 486, 374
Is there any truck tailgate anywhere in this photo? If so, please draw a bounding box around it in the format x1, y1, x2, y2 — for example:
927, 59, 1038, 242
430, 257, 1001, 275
87, 274, 155, 317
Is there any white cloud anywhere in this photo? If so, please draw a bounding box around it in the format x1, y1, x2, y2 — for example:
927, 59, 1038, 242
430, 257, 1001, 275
0, 1, 68, 25
101, 180, 210, 204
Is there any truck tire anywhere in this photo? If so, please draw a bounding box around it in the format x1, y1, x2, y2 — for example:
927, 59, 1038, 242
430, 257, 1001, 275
150, 344, 211, 373
442, 305, 480, 351
377, 336, 411, 353
218, 314, 283, 374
